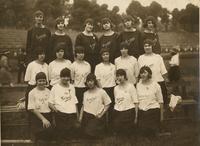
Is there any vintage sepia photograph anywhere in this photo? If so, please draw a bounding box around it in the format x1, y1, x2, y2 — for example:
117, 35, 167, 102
0, 0, 199, 145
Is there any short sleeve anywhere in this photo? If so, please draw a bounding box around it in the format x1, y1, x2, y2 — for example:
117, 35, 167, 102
130, 84, 138, 103
70, 63, 75, 81
24, 63, 31, 82
49, 87, 55, 104
101, 89, 111, 105
70, 85, 78, 104
27, 90, 36, 110
155, 83, 163, 103
94, 65, 100, 80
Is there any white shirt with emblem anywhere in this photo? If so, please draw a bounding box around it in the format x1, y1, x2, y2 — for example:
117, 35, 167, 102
115, 56, 139, 84
71, 61, 91, 87
49, 83, 78, 113
95, 62, 116, 88
138, 53, 167, 82
28, 87, 51, 113
136, 80, 163, 111
114, 82, 138, 111
83, 88, 111, 116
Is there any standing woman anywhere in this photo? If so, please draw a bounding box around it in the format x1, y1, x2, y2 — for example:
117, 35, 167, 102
48, 17, 73, 63
141, 16, 161, 54
99, 18, 119, 63
79, 73, 111, 138
118, 15, 143, 59
138, 39, 168, 104
113, 69, 138, 135
136, 66, 164, 137
48, 43, 72, 87
26, 10, 51, 64
75, 18, 99, 72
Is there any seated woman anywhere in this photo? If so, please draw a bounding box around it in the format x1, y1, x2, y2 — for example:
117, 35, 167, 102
136, 66, 164, 137
79, 73, 111, 138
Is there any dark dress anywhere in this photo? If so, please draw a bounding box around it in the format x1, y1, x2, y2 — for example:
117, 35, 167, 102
48, 34, 74, 63
75, 33, 99, 72
118, 29, 143, 59
99, 32, 119, 63
26, 26, 51, 64
141, 29, 161, 54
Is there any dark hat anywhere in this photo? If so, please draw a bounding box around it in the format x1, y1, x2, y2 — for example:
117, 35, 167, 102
101, 18, 111, 25
100, 47, 109, 55
84, 18, 94, 26
54, 43, 65, 52
143, 39, 154, 46
34, 10, 44, 17
60, 67, 71, 78
120, 42, 129, 50
75, 46, 85, 54
35, 72, 47, 81
56, 17, 64, 24
35, 48, 45, 55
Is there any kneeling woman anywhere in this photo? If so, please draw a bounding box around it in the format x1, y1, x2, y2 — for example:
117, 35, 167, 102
79, 73, 111, 138
136, 66, 164, 136
113, 69, 138, 135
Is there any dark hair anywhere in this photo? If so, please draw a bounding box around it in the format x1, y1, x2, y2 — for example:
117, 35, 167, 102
84, 18, 94, 27
143, 39, 154, 46
55, 17, 65, 29
116, 69, 128, 80
138, 66, 152, 80
34, 10, 44, 17
74, 46, 85, 57
60, 67, 71, 78
35, 48, 45, 56
143, 16, 157, 28
54, 43, 65, 53
100, 47, 109, 55
120, 42, 129, 50
35, 72, 47, 81
101, 18, 114, 29
85, 73, 98, 87
123, 15, 137, 24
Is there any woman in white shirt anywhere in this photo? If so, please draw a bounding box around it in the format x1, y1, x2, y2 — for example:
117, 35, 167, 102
79, 73, 111, 138
71, 46, 91, 112
136, 66, 164, 137
24, 49, 49, 110
138, 39, 168, 104
113, 69, 138, 135
49, 43, 72, 87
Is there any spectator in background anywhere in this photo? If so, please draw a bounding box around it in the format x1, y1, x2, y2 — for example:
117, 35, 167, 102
99, 18, 119, 63
48, 17, 73, 63
141, 16, 161, 54
17, 48, 26, 83
168, 48, 180, 82
26, 10, 51, 64
0, 54, 13, 86
75, 18, 99, 72
118, 15, 143, 59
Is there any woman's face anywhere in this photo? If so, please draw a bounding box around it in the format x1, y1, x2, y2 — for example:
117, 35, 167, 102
140, 70, 149, 81
103, 22, 111, 31
147, 20, 154, 29
76, 52, 84, 60
120, 48, 128, 57
86, 80, 95, 89
116, 74, 126, 84
61, 76, 70, 85
101, 52, 110, 62
57, 21, 65, 31
38, 53, 45, 62
37, 79, 46, 89
56, 49, 64, 59
85, 23, 94, 32
144, 43, 153, 54
35, 15, 44, 24
124, 20, 133, 29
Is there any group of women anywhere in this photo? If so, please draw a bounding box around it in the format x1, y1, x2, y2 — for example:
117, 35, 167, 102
25, 10, 168, 141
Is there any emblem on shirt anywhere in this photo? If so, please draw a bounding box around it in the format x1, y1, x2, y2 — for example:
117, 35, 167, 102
125, 37, 135, 45
102, 41, 111, 48
116, 97, 124, 104
36, 34, 47, 41
61, 90, 71, 102
87, 97, 96, 103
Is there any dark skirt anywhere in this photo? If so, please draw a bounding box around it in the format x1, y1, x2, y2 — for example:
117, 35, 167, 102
158, 81, 168, 105
75, 87, 87, 112
138, 108, 160, 135
30, 112, 54, 141
82, 112, 106, 137
168, 66, 180, 82
113, 108, 135, 134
